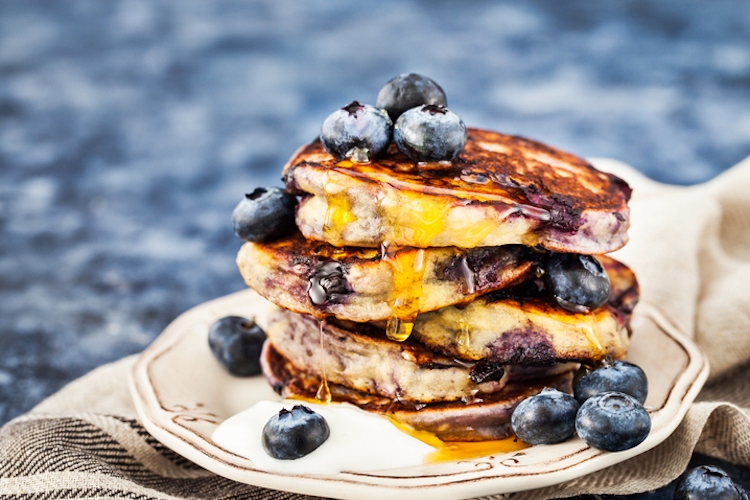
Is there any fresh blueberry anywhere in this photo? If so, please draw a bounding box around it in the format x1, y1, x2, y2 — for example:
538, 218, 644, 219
575, 391, 651, 452
511, 388, 580, 445
376, 73, 448, 121
262, 405, 330, 460
232, 187, 297, 243
674, 465, 747, 500
574, 360, 648, 405
393, 104, 467, 162
208, 316, 266, 376
544, 253, 610, 312
320, 101, 392, 162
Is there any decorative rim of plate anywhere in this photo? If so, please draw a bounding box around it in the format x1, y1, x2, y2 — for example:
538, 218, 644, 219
129, 289, 708, 500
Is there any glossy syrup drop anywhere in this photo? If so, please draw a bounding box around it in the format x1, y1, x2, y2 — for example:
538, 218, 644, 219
456, 254, 477, 295
386, 318, 414, 342
382, 245, 427, 342
316, 320, 331, 403
455, 317, 472, 350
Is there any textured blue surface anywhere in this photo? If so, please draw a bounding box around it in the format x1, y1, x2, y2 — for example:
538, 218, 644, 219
2, 1, 750, 497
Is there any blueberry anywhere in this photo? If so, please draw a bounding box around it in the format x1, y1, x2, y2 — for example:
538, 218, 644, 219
575, 391, 651, 452
674, 465, 747, 500
574, 360, 648, 405
262, 405, 330, 460
544, 253, 610, 312
232, 187, 297, 243
511, 388, 580, 445
469, 361, 505, 384
208, 316, 266, 376
308, 261, 351, 305
394, 105, 467, 162
320, 101, 392, 162
376, 73, 448, 121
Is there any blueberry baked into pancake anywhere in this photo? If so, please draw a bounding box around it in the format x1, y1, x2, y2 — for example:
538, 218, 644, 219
230, 74, 645, 451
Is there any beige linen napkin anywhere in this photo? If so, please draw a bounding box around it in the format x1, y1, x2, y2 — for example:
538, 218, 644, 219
2, 158, 750, 499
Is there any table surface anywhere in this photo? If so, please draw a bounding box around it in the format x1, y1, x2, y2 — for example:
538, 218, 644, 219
2, 1, 750, 498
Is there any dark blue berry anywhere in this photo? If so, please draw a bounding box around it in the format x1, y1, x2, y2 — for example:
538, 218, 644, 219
511, 388, 580, 445
544, 253, 610, 312
674, 465, 747, 500
320, 101, 392, 162
232, 187, 297, 243
208, 316, 266, 376
575, 391, 651, 452
376, 73, 448, 121
574, 360, 648, 405
394, 105, 467, 162
262, 405, 330, 460
308, 261, 350, 305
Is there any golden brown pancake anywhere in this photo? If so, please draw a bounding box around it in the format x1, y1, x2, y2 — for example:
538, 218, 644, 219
261, 340, 575, 442
237, 230, 539, 322
264, 306, 578, 403
283, 128, 631, 254
412, 255, 638, 364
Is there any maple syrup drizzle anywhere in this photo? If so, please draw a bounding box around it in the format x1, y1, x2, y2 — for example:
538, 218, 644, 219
391, 193, 449, 247
558, 312, 607, 359
387, 418, 530, 463
315, 320, 331, 403
382, 244, 427, 342
580, 319, 606, 359
286, 393, 529, 464
455, 317, 472, 351
322, 169, 357, 239
456, 253, 477, 295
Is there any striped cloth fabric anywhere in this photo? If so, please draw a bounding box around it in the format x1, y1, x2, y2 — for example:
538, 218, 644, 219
0, 358, 317, 500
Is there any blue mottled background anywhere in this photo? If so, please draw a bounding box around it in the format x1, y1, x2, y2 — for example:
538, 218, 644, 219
2, 1, 750, 497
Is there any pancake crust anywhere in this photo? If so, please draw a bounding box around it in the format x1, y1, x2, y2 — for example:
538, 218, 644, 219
261, 341, 575, 442
264, 307, 577, 403
283, 128, 631, 253
412, 255, 639, 364
237, 230, 539, 322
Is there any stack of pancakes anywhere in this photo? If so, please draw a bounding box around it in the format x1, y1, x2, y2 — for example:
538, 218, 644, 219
238, 128, 638, 442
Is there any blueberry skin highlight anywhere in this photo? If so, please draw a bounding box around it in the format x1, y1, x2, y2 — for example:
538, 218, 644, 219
511, 388, 580, 445
376, 73, 448, 121
232, 187, 297, 243
262, 405, 331, 460
394, 105, 467, 162
574, 360, 648, 405
575, 391, 651, 452
544, 253, 610, 312
207, 316, 266, 376
320, 101, 392, 161
674, 465, 747, 500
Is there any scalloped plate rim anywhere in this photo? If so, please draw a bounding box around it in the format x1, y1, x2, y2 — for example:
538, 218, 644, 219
129, 289, 708, 500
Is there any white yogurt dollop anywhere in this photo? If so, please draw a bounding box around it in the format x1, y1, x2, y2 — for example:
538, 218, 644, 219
212, 399, 436, 475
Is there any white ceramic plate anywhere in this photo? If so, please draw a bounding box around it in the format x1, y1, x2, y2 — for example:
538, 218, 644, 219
130, 289, 708, 500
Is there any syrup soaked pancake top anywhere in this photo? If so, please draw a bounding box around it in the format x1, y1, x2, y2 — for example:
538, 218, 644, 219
283, 128, 631, 252
284, 128, 631, 223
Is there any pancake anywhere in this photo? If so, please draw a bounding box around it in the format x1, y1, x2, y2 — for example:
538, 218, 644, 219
265, 307, 578, 403
412, 255, 638, 364
237, 230, 540, 322
261, 341, 575, 442
283, 128, 631, 254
